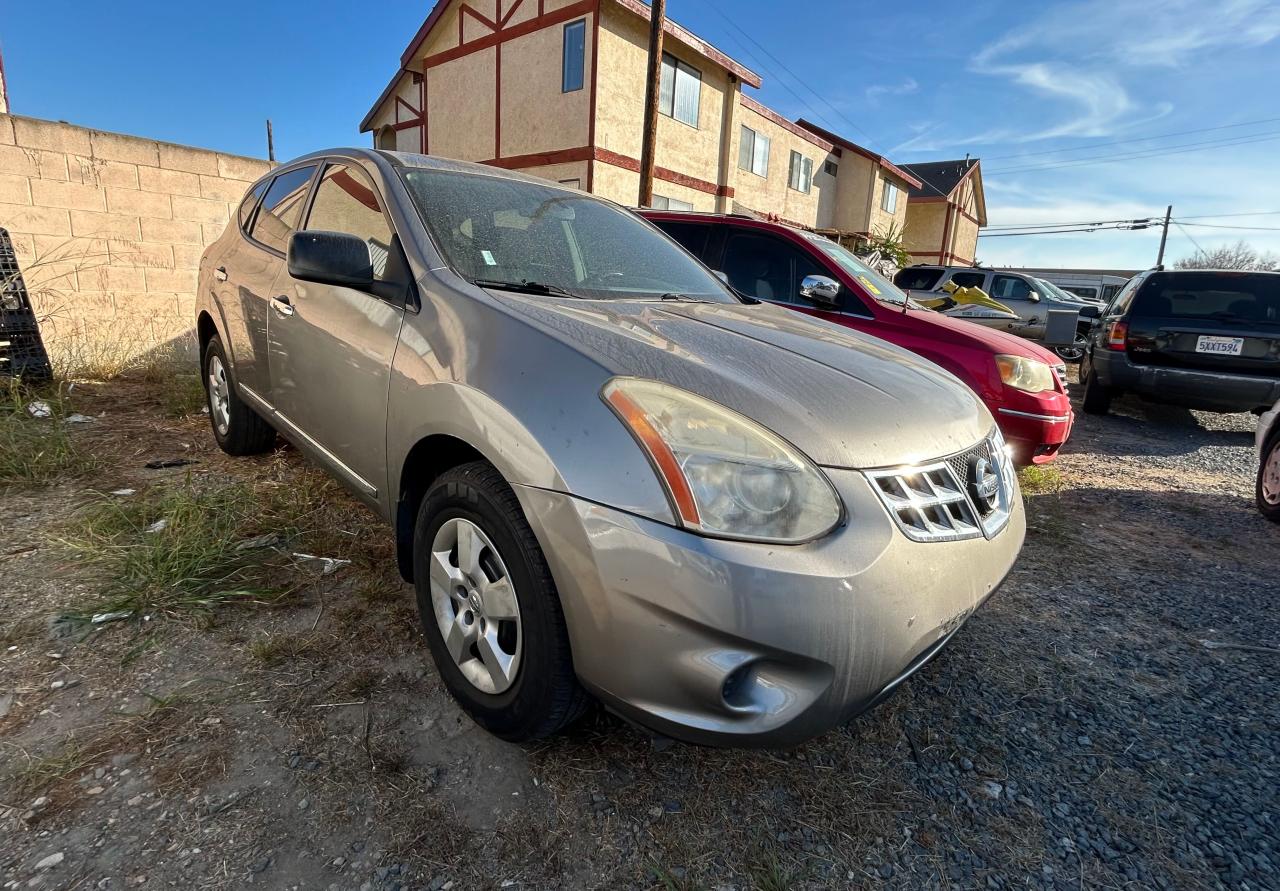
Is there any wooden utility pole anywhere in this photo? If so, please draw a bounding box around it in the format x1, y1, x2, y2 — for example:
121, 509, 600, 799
1155, 204, 1172, 267
266, 119, 276, 162
638, 0, 666, 208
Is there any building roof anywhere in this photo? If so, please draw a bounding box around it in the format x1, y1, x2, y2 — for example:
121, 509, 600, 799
898, 158, 979, 200
794, 120, 921, 190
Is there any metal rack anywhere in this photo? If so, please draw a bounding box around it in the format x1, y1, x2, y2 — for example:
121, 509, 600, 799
0, 226, 53, 381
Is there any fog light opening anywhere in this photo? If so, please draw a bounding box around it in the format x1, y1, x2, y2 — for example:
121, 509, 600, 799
721, 664, 756, 710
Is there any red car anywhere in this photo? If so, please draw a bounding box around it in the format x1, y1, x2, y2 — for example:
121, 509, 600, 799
641, 211, 1072, 465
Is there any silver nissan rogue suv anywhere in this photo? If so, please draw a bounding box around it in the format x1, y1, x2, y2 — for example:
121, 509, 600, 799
196, 149, 1025, 747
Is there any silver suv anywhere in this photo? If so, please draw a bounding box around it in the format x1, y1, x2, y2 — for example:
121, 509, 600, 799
197, 149, 1024, 747
895, 265, 1103, 360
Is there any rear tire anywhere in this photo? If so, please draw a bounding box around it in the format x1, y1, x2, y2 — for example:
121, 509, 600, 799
203, 334, 276, 456
1258, 429, 1280, 523
412, 461, 589, 741
1080, 358, 1112, 416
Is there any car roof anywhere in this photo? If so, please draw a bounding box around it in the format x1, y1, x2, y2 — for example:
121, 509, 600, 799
639, 209, 812, 235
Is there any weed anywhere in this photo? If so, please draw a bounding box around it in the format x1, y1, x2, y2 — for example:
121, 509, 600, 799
0, 378, 99, 485
61, 479, 307, 618
249, 632, 326, 667
1018, 464, 1066, 495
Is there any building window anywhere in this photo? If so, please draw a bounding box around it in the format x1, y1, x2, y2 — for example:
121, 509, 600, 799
823, 160, 838, 177
558, 178, 582, 190
881, 180, 899, 213
659, 53, 701, 127
738, 125, 770, 177
562, 20, 586, 92
788, 151, 813, 193
651, 195, 695, 211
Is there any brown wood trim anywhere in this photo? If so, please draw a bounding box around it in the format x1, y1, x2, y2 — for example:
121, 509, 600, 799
495, 40, 503, 159
459, 5, 499, 44
420, 74, 428, 152
394, 95, 421, 121
425, 1, 595, 68
500, 0, 529, 27
391, 120, 422, 132
740, 96, 833, 152
485, 146, 596, 168
483, 144, 730, 198
611, 0, 762, 87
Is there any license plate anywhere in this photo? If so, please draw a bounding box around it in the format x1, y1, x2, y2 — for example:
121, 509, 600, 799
1195, 335, 1244, 355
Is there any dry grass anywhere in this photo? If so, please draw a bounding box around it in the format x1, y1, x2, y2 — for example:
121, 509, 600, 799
1018, 464, 1066, 495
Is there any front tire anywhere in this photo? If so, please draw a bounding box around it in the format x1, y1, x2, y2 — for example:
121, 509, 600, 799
1080, 357, 1112, 416
202, 335, 276, 455
1258, 429, 1280, 523
412, 461, 588, 741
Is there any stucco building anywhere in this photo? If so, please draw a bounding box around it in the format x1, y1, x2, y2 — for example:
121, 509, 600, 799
359, 0, 930, 244
899, 158, 987, 267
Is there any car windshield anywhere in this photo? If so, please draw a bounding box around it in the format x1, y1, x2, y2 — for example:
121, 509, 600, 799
805, 236, 923, 308
401, 169, 738, 302
1133, 271, 1280, 326
1034, 278, 1084, 302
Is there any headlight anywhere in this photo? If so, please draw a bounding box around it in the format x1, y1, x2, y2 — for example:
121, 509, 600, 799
601, 378, 843, 543
995, 354, 1055, 393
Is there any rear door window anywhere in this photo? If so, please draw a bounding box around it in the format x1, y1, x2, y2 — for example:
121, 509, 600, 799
251, 165, 318, 253
237, 180, 268, 232
652, 221, 712, 261
894, 268, 943, 290
721, 232, 826, 306
949, 271, 986, 289
304, 163, 395, 280
1132, 272, 1280, 325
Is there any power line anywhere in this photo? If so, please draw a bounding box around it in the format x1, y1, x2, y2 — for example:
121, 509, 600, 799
986, 131, 1280, 176
1174, 222, 1206, 255
695, 0, 957, 201
979, 116, 1280, 162
985, 217, 1155, 232
979, 223, 1155, 238
1177, 221, 1280, 232
987, 210, 1280, 229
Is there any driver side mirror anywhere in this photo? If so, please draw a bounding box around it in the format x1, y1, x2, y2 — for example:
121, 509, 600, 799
800, 274, 841, 307
1027, 291, 1042, 303
288, 230, 374, 290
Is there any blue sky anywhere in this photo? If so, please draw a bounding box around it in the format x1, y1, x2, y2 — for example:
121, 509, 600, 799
4, 0, 1279, 269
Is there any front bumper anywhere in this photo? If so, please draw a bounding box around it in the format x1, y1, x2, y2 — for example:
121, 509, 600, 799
514, 466, 1025, 748
1094, 350, 1280, 413
992, 398, 1073, 465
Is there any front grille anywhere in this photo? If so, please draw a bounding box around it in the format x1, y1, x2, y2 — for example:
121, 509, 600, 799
866, 434, 1014, 543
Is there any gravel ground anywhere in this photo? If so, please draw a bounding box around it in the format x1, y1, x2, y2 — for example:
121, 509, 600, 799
1, 379, 1276, 890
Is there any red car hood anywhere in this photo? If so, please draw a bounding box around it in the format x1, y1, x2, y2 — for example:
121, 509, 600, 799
903, 307, 1064, 365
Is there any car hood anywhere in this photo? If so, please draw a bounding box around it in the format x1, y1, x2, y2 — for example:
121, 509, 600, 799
905, 307, 1065, 365
491, 293, 992, 469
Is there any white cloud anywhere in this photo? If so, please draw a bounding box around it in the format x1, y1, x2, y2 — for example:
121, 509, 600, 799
865, 77, 918, 104
926, 0, 1280, 148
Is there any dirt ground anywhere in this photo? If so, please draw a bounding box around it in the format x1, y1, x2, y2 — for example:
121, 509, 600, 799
1, 375, 1276, 890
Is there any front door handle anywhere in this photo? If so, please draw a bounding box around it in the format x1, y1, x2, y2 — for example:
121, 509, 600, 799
214, 266, 228, 282
271, 294, 294, 317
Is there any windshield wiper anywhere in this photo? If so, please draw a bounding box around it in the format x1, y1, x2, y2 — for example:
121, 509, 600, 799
660, 292, 715, 303
471, 278, 581, 299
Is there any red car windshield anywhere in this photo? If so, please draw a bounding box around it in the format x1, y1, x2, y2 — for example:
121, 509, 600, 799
803, 236, 924, 309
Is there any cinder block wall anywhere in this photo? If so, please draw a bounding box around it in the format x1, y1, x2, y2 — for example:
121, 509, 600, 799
0, 113, 273, 373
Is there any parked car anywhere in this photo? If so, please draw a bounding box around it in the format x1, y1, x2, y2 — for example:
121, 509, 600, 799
1258, 398, 1280, 522
1014, 269, 1130, 305
197, 149, 1025, 747
893, 264, 1102, 361
1079, 269, 1280, 416
642, 211, 1073, 465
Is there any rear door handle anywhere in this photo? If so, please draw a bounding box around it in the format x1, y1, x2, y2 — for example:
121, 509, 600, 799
271, 294, 294, 317
214, 266, 228, 282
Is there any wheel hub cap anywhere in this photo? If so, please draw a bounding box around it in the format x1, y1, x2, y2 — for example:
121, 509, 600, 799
207, 355, 231, 435
428, 518, 523, 694
1264, 442, 1280, 505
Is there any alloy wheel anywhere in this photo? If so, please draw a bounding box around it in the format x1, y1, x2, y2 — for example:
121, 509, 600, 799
428, 518, 523, 694
208, 355, 231, 436
1264, 441, 1280, 506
